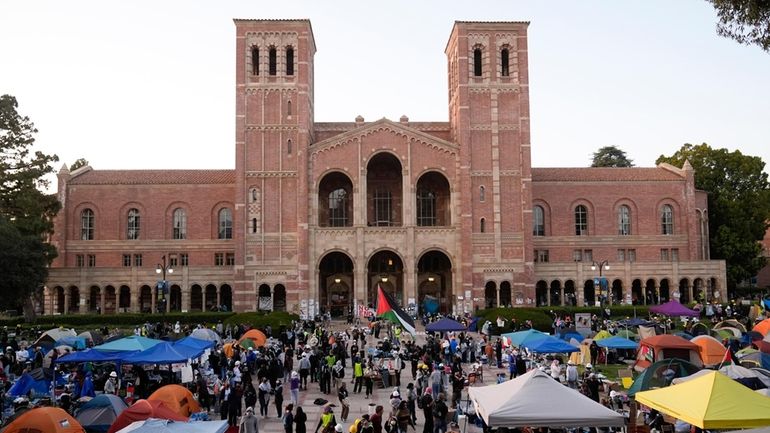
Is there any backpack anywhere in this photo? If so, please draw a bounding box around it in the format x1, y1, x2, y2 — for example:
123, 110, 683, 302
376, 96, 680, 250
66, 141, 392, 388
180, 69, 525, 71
433, 401, 447, 419
334, 365, 345, 379
349, 418, 362, 433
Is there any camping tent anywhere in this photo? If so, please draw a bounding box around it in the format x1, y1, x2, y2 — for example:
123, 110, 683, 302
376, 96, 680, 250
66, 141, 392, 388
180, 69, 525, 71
672, 364, 770, 390
634, 335, 703, 372
425, 317, 466, 333
715, 319, 747, 333
95, 336, 162, 352
635, 371, 770, 429
238, 329, 267, 347
78, 330, 104, 345
650, 300, 699, 317
469, 369, 624, 427
593, 330, 612, 340
190, 328, 222, 344
76, 393, 128, 433
107, 400, 188, 433
34, 327, 78, 348
8, 368, 58, 398
569, 338, 594, 366
3, 407, 85, 433
520, 334, 579, 353
627, 358, 701, 397
147, 384, 201, 417
114, 419, 228, 433
691, 335, 728, 366
501, 329, 546, 348
753, 319, 770, 336
596, 336, 638, 350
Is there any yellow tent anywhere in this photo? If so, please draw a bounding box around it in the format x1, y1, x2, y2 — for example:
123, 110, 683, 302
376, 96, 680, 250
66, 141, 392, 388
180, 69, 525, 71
635, 371, 770, 429
593, 330, 612, 340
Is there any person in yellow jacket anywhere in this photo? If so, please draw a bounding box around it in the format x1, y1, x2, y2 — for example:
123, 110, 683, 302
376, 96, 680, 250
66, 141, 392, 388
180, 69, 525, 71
353, 358, 364, 393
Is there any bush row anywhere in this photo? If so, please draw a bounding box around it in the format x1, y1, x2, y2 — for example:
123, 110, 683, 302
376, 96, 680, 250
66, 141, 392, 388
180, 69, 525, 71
224, 311, 299, 329
3, 312, 235, 329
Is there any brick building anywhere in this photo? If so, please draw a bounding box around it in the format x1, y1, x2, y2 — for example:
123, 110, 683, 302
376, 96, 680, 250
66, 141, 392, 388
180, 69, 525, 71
43, 19, 726, 316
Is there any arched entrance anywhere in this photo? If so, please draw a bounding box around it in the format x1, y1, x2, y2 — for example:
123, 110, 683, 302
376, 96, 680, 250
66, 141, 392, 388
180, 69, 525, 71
190, 285, 202, 311
499, 281, 512, 307
67, 287, 79, 314
709, 277, 719, 301
220, 285, 232, 311
417, 250, 452, 315
274, 285, 286, 311
612, 279, 623, 305
367, 153, 402, 227
660, 279, 670, 302
632, 279, 643, 305
564, 280, 576, 306
550, 280, 562, 306
693, 278, 704, 302
415, 172, 451, 226
583, 280, 595, 306
258, 284, 271, 311
320, 252, 354, 317
679, 278, 690, 303
169, 285, 182, 312
119, 286, 130, 312
484, 282, 497, 309
89, 286, 100, 313
318, 172, 354, 227
205, 284, 217, 311
104, 286, 116, 314
139, 285, 152, 313
367, 250, 403, 306
55, 286, 65, 314
645, 279, 657, 304
536, 281, 548, 306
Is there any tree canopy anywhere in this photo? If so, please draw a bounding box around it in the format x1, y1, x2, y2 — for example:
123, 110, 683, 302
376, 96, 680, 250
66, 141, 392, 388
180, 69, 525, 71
656, 143, 770, 290
69, 157, 89, 171
0, 94, 60, 314
708, 0, 770, 52
591, 146, 634, 167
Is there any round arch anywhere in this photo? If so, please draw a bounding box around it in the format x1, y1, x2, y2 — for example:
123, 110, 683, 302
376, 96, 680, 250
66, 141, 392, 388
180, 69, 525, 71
484, 281, 497, 309
536, 280, 548, 307
632, 279, 643, 305
320, 251, 355, 317
318, 171, 354, 227
274, 284, 287, 312
415, 171, 452, 227
119, 286, 131, 312
612, 279, 624, 305
679, 278, 691, 303
417, 250, 452, 315
88, 285, 101, 313
550, 280, 562, 306
660, 278, 671, 303
139, 285, 152, 313
645, 278, 658, 304
367, 249, 403, 307
258, 284, 272, 311
583, 280, 596, 306
190, 284, 203, 311
169, 284, 182, 312
564, 280, 576, 306
104, 285, 116, 314
220, 284, 232, 312
366, 152, 403, 227
500, 281, 512, 307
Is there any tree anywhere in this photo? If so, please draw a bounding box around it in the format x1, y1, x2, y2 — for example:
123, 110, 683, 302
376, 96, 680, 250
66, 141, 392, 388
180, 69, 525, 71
0, 94, 60, 316
591, 146, 634, 167
656, 143, 770, 291
69, 157, 89, 171
707, 0, 770, 52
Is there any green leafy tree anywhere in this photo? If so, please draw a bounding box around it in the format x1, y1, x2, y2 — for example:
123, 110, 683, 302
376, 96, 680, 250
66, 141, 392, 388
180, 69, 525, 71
591, 146, 634, 167
657, 143, 770, 291
707, 0, 770, 52
0, 94, 60, 316
69, 158, 89, 171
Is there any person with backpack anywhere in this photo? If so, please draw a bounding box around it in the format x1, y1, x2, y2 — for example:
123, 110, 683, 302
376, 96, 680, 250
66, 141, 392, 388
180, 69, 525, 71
283, 403, 295, 433
420, 388, 434, 433
338, 382, 350, 422
315, 405, 337, 433
333, 360, 345, 390
431, 393, 448, 433
353, 357, 364, 393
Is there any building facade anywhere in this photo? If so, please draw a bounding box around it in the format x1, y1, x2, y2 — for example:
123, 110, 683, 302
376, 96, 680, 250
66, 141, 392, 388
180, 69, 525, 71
43, 20, 725, 316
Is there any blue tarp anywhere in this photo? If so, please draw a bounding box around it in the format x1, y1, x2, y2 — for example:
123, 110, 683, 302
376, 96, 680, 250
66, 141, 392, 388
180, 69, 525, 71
560, 331, 584, 342
520, 334, 580, 353
596, 336, 639, 350
174, 336, 214, 352
56, 348, 136, 364
121, 341, 194, 364
425, 318, 467, 333
8, 373, 50, 398
502, 329, 547, 347
58, 336, 87, 350
119, 419, 228, 433
94, 336, 162, 352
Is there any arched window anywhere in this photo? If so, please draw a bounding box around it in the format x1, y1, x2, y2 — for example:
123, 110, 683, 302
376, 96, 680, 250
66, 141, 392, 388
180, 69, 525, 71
533, 205, 545, 236
218, 208, 233, 239
479, 185, 486, 202
81, 208, 94, 240
251, 47, 259, 75
172, 208, 187, 240
574, 205, 588, 236
480, 217, 486, 233
473, 48, 483, 77
501, 48, 510, 77
127, 208, 140, 240
251, 218, 258, 233
416, 189, 437, 226
287, 100, 292, 116
286, 46, 294, 75
287, 139, 292, 155
268, 47, 277, 75
661, 204, 674, 235
618, 205, 631, 236
251, 188, 258, 201
329, 188, 349, 227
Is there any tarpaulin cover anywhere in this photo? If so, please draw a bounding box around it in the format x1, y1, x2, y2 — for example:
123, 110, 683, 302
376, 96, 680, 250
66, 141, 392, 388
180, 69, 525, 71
147, 385, 201, 417
174, 336, 214, 352
596, 336, 638, 350
520, 334, 580, 353
7, 372, 50, 397
94, 336, 163, 352
650, 300, 699, 317
501, 329, 546, 348
425, 318, 467, 333
121, 342, 195, 364
3, 407, 85, 433
469, 369, 624, 427
56, 348, 136, 364
76, 393, 128, 433
115, 418, 228, 433
107, 400, 188, 433
635, 371, 770, 429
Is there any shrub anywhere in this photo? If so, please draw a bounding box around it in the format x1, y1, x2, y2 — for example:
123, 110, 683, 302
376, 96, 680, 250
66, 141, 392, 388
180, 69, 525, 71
224, 311, 299, 330
5, 312, 235, 329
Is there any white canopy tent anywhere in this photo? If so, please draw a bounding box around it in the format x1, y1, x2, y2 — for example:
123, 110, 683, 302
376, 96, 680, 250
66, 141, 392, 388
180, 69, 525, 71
469, 369, 625, 428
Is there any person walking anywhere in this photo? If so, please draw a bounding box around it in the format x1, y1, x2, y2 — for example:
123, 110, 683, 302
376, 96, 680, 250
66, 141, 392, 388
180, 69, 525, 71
353, 357, 364, 393
405, 383, 417, 424
420, 388, 434, 433
295, 406, 307, 433
283, 403, 295, 433
395, 400, 414, 433
314, 405, 337, 433
338, 382, 350, 422
370, 405, 384, 433
290, 371, 301, 406
228, 383, 243, 427
431, 393, 448, 433
258, 378, 272, 417
364, 363, 374, 399
275, 379, 285, 418
239, 406, 259, 433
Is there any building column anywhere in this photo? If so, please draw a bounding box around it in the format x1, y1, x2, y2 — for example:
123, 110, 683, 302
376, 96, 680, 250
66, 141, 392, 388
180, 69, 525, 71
560, 287, 565, 306
182, 287, 191, 313
688, 284, 694, 303
655, 286, 660, 304
64, 291, 70, 315
270, 288, 275, 312
217, 288, 221, 310
78, 288, 87, 314
166, 290, 171, 313
130, 288, 139, 313
496, 287, 501, 309
202, 290, 207, 312
151, 288, 157, 314
100, 290, 106, 315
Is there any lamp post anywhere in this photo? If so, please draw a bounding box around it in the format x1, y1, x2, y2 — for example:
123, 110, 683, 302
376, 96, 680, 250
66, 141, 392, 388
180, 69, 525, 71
155, 255, 174, 313
591, 260, 610, 307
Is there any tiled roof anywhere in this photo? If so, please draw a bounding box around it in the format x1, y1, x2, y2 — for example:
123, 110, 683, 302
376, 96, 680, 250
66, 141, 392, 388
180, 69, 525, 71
532, 167, 684, 182
69, 170, 236, 185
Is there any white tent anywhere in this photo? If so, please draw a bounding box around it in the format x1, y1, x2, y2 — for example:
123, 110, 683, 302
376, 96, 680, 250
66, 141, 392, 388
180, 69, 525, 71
469, 369, 625, 428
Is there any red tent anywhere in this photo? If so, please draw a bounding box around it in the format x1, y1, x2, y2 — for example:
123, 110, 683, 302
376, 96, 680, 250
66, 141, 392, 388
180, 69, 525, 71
106, 399, 187, 433
634, 334, 703, 371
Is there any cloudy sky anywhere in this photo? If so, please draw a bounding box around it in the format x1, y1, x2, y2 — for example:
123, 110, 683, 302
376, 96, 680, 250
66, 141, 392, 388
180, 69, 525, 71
1, 0, 768, 184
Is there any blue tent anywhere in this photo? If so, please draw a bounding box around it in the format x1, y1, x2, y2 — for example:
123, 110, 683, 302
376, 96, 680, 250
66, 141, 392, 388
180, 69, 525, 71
75, 393, 128, 433
58, 336, 87, 350
502, 329, 547, 347
560, 331, 584, 343
94, 336, 162, 352
425, 318, 467, 333
55, 348, 135, 364
596, 336, 639, 350
121, 341, 194, 364
7, 373, 50, 398
468, 317, 480, 332
174, 336, 215, 352
520, 334, 579, 353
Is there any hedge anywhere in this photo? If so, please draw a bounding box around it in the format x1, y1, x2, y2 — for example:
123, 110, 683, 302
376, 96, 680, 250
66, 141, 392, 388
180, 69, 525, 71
2, 312, 234, 329
224, 311, 299, 329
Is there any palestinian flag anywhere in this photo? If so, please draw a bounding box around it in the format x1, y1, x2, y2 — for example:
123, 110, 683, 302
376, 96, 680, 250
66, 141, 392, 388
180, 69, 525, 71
375, 285, 416, 335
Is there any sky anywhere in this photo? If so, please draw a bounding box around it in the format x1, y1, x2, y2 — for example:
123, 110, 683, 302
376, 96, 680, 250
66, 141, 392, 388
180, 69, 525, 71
1, 0, 769, 187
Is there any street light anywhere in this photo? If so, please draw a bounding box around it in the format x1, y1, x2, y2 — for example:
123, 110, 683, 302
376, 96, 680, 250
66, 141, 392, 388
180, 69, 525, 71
155, 255, 174, 313
591, 260, 610, 306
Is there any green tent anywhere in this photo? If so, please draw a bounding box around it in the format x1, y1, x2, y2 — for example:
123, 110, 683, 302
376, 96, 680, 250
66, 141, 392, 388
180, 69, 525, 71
627, 358, 701, 397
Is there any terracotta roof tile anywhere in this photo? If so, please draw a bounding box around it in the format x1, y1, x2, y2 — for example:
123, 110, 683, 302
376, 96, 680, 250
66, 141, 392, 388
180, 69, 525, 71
69, 170, 236, 185
532, 167, 684, 182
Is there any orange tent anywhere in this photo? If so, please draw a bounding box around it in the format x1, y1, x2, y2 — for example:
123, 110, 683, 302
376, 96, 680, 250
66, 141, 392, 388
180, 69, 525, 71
107, 399, 188, 433
753, 318, 770, 336
223, 341, 236, 358
4, 407, 85, 433
634, 334, 703, 371
692, 335, 728, 366
148, 384, 201, 417
239, 328, 267, 347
